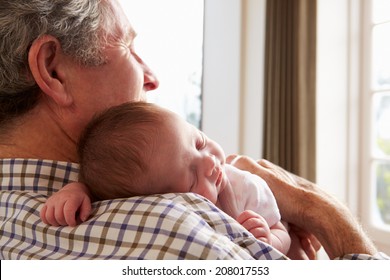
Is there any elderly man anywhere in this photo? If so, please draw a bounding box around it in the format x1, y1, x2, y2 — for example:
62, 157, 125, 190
0, 0, 385, 260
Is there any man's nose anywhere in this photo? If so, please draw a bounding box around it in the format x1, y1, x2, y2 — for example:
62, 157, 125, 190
143, 64, 159, 91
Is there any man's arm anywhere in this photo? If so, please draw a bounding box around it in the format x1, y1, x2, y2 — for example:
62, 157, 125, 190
227, 155, 378, 259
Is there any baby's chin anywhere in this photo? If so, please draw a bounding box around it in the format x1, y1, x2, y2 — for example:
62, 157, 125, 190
217, 171, 228, 194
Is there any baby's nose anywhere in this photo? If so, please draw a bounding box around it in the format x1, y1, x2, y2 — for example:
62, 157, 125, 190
203, 154, 217, 177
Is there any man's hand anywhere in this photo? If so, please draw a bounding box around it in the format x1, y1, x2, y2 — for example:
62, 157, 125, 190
287, 225, 322, 260
227, 154, 378, 259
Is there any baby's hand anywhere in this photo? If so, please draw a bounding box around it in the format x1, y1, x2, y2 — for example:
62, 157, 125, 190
40, 182, 92, 227
237, 210, 271, 244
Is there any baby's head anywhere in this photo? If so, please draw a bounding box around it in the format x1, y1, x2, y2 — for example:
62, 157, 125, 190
78, 102, 162, 200
78, 102, 227, 203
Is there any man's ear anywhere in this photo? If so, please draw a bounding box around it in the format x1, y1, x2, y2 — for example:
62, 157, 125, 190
28, 35, 73, 107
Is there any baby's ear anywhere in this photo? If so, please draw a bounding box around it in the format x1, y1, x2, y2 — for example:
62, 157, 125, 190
28, 35, 73, 106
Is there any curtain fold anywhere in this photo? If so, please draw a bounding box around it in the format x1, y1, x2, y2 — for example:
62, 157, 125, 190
263, 0, 317, 181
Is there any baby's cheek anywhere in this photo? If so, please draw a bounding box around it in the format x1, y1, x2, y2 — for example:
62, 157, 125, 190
200, 187, 218, 204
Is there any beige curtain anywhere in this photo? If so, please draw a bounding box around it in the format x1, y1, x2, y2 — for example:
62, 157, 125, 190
263, 0, 317, 181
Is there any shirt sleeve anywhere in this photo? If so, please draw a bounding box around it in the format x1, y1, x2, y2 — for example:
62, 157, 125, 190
336, 252, 390, 260
0, 191, 287, 260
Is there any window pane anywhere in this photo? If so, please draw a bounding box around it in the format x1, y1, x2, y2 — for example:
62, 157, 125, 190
373, 93, 390, 157
119, 0, 204, 128
374, 161, 390, 225
372, 23, 390, 90
372, 0, 390, 23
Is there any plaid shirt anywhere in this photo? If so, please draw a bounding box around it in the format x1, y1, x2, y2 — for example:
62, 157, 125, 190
1, 159, 388, 260
0, 158, 288, 260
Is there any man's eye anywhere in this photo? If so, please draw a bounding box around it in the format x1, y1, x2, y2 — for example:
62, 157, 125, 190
128, 43, 135, 52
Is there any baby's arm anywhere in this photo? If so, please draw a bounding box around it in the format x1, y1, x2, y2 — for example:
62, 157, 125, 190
237, 210, 290, 254
40, 182, 92, 227
269, 221, 291, 255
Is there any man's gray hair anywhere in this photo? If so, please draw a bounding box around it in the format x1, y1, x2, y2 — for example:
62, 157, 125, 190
0, 0, 115, 123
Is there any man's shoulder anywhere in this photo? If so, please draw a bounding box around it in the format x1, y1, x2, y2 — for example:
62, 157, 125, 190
0, 190, 287, 260
0, 158, 79, 194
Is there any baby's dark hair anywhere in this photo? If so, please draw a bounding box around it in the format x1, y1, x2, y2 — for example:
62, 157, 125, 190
77, 102, 163, 200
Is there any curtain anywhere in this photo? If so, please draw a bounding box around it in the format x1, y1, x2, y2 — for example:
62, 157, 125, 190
263, 0, 317, 181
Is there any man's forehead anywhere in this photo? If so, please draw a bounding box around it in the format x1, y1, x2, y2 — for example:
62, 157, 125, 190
105, 0, 136, 40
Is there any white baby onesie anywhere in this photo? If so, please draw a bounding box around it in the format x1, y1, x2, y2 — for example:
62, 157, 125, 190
217, 164, 281, 227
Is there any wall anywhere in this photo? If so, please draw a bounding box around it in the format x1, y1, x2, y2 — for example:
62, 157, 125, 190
202, 0, 266, 159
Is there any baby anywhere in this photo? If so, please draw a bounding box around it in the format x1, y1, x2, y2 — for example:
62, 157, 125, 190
41, 102, 291, 254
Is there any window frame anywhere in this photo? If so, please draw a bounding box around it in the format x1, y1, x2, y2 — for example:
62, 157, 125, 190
360, 0, 390, 252
316, 0, 390, 255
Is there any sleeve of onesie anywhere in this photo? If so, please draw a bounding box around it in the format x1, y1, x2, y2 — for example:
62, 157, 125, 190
224, 164, 281, 227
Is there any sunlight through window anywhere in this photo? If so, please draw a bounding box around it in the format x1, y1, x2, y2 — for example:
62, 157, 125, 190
119, 0, 204, 128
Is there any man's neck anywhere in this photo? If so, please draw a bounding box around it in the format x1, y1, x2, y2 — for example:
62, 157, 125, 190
0, 106, 78, 162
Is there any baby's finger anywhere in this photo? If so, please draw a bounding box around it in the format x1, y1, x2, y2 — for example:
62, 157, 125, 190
249, 227, 270, 241
241, 218, 267, 232
236, 210, 264, 225
79, 197, 92, 223
63, 201, 77, 227
40, 205, 48, 225
44, 205, 60, 227
54, 202, 67, 226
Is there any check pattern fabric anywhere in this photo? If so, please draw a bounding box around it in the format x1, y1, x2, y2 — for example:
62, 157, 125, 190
1, 159, 388, 260
0, 158, 287, 260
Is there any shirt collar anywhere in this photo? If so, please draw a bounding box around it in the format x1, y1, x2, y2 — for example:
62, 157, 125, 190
0, 158, 79, 196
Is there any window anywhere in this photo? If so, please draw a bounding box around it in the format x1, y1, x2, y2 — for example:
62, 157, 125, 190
361, 0, 390, 247
118, 0, 257, 157
317, 0, 390, 255
119, 0, 204, 128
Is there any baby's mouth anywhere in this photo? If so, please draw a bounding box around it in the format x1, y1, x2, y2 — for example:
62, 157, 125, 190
215, 169, 223, 187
